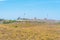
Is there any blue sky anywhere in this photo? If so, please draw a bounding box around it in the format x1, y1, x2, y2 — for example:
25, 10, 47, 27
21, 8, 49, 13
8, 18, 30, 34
0, 0, 60, 20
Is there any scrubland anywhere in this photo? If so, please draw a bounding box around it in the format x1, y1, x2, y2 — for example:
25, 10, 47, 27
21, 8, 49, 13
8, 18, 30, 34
0, 21, 60, 40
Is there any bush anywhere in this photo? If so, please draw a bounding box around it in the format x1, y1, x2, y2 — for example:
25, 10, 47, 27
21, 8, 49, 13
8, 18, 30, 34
3, 20, 16, 24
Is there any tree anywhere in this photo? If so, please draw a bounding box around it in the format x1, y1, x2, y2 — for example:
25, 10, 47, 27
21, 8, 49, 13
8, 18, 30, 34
17, 17, 21, 20
0, 19, 4, 21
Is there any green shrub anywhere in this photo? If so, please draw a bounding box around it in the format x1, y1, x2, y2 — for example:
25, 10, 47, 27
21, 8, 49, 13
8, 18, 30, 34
3, 20, 16, 24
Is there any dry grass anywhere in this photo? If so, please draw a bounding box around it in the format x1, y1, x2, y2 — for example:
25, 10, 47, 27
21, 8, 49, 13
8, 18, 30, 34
0, 22, 60, 40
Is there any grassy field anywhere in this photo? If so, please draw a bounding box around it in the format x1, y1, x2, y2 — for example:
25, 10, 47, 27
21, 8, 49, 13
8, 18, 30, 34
0, 22, 60, 40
